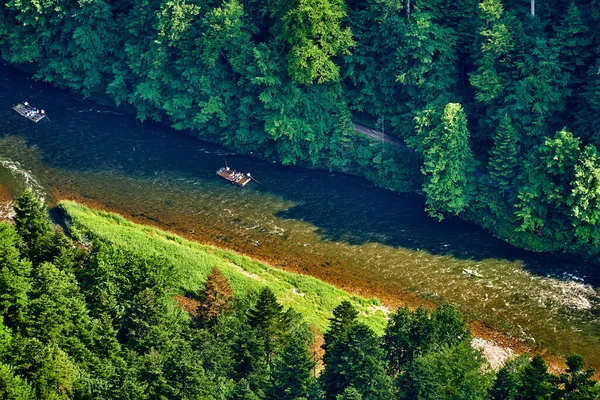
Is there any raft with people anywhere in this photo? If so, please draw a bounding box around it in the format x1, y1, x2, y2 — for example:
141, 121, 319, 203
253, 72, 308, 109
13, 102, 46, 123
216, 163, 255, 187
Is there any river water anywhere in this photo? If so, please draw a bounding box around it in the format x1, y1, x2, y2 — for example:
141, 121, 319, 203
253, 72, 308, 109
1, 65, 599, 366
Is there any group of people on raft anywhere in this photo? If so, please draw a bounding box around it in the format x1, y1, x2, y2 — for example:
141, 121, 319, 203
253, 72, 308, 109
23, 101, 45, 118
224, 167, 251, 182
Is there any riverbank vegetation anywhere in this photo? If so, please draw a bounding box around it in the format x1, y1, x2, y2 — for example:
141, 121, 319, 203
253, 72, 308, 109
3, 0, 600, 256
1, 191, 598, 398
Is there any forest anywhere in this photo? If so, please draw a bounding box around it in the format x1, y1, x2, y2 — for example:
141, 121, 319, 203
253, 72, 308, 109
0, 190, 598, 399
1, 0, 600, 255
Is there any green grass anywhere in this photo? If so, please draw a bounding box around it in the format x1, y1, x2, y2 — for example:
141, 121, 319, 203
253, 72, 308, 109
59, 201, 389, 334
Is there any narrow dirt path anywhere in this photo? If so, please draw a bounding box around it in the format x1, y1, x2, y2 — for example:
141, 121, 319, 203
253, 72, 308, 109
353, 122, 412, 151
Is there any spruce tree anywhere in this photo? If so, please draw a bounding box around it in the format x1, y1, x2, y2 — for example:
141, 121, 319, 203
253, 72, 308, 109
384, 304, 470, 376
270, 334, 316, 400
18, 340, 78, 400
421, 103, 475, 220
558, 354, 600, 399
337, 386, 363, 400
517, 354, 556, 399
395, 10, 458, 140
516, 128, 581, 235
321, 324, 393, 400
488, 115, 520, 191
397, 342, 492, 400
247, 287, 284, 366
470, 0, 512, 107
230, 378, 260, 400
0, 363, 35, 400
568, 144, 600, 249
0, 223, 31, 331
123, 286, 183, 352
383, 306, 414, 374
28, 262, 94, 354
231, 327, 269, 393
322, 301, 358, 364
489, 354, 529, 400
429, 303, 471, 348
554, 3, 592, 93
13, 190, 53, 263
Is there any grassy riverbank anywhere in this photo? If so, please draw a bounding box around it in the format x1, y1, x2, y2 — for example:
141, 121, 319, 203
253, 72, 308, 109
59, 201, 388, 334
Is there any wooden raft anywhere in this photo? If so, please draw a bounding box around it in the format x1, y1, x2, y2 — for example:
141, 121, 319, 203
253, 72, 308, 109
13, 103, 45, 123
216, 167, 251, 187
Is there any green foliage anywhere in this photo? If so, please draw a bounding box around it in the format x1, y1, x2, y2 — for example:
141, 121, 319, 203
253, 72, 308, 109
383, 303, 470, 374
0, 363, 35, 400
489, 354, 529, 400
396, 342, 493, 400
0, 224, 31, 331
280, 0, 354, 84
321, 324, 393, 400
554, 2, 592, 130
28, 261, 93, 349
518, 354, 556, 399
515, 128, 600, 253
230, 378, 260, 400
270, 334, 317, 399
558, 354, 600, 399
396, 10, 458, 108
488, 115, 520, 191
337, 386, 363, 400
247, 287, 285, 365
567, 145, 600, 225
322, 300, 359, 365
13, 190, 53, 262
18, 340, 78, 400
421, 103, 475, 220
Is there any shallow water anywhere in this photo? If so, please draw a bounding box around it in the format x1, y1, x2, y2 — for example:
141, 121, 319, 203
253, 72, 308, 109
1, 65, 599, 365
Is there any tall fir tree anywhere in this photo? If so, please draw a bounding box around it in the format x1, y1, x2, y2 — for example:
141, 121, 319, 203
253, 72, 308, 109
322, 300, 359, 365
397, 342, 492, 400
489, 354, 529, 400
13, 190, 53, 263
517, 354, 556, 399
321, 324, 393, 400
488, 114, 520, 191
0, 362, 35, 400
269, 334, 316, 400
382, 306, 414, 375
337, 386, 363, 400
247, 287, 284, 366
558, 354, 600, 399
421, 103, 475, 220
0, 223, 31, 332
554, 2, 592, 132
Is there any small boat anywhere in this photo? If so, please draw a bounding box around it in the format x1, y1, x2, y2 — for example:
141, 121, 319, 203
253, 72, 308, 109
463, 269, 483, 278
13, 102, 46, 123
216, 164, 252, 187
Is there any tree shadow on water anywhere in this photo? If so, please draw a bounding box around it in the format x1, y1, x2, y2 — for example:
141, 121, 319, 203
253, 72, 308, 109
268, 173, 600, 287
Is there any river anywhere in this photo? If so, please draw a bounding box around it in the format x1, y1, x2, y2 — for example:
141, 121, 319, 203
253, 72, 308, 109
1, 65, 599, 367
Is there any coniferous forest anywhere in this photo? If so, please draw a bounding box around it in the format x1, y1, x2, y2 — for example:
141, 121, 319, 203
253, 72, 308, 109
0, 190, 598, 398
2, 0, 600, 256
